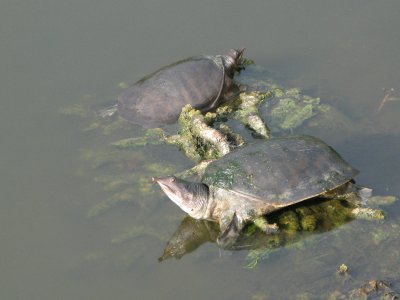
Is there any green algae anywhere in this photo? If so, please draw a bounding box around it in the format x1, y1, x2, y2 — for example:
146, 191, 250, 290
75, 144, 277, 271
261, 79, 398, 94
58, 103, 90, 118
243, 196, 393, 269
60, 56, 400, 277
111, 128, 165, 149
202, 161, 244, 189
61, 62, 339, 165
111, 226, 165, 244
87, 161, 176, 217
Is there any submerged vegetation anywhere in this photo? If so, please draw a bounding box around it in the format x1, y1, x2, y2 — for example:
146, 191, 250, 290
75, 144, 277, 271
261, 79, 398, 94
61, 63, 351, 220
60, 59, 399, 298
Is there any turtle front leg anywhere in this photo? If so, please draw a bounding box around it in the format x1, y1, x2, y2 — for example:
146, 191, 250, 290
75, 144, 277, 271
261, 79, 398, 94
217, 213, 279, 248
217, 212, 244, 248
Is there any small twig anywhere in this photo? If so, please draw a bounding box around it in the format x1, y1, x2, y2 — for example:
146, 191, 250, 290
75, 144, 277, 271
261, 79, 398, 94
377, 88, 399, 112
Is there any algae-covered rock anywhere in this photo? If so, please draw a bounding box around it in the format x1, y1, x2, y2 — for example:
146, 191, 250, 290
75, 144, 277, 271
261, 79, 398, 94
61, 60, 353, 166
61, 56, 399, 273
264, 88, 321, 131
238, 65, 330, 133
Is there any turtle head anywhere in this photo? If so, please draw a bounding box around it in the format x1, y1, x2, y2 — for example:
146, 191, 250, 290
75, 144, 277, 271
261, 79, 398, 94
152, 176, 210, 219
223, 48, 245, 75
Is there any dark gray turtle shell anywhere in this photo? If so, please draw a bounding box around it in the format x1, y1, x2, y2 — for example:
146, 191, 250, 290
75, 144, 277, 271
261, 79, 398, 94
202, 135, 358, 205
117, 54, 240, 127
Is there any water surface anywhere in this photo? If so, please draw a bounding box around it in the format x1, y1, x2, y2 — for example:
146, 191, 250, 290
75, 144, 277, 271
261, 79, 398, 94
2, 1, 400, 299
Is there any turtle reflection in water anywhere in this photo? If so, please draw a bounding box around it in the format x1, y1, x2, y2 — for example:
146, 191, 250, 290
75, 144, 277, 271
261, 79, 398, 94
117, 49, 244, 127
154, 135, 380, 246
159, 197, 363, 262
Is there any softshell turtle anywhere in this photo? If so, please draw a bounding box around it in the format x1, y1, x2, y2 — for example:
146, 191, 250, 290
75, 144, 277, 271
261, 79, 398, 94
117, 49, 244, 127
153, 135, 370, 244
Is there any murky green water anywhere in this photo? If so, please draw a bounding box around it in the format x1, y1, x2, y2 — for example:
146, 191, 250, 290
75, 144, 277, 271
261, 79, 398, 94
2, 1, 400, 299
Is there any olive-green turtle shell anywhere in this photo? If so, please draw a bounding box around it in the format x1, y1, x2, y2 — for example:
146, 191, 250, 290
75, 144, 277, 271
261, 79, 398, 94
202, 135, 358, 204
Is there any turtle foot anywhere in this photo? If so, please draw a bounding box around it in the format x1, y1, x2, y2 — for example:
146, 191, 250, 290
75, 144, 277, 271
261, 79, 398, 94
217, 213, 242, 248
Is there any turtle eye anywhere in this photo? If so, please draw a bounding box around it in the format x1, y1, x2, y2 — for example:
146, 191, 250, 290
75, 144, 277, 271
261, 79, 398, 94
170, 177, 175, 182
